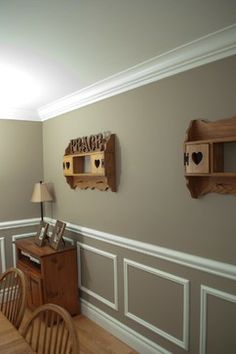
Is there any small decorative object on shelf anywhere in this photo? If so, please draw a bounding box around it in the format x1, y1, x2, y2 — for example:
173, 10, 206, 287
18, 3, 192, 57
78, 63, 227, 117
184, 116, 236, 198
35, 222, 49, 247
50, 220, 66, 250
63, 132, 116, 191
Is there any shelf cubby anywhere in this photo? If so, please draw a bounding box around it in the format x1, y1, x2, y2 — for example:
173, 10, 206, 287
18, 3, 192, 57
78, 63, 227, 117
184, 116, 236, 198
63, 133, 116, 191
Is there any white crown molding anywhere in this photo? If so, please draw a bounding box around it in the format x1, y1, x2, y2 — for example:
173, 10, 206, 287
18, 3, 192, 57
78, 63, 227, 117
77, 242, 118, 310
0, 237, 6, 273
124, 259, 189, 350
81, 299, 171, 354
39, 24, 236, 121
0, 218, 40, 230
199, 285, 236, 354
0, 108, 40, 121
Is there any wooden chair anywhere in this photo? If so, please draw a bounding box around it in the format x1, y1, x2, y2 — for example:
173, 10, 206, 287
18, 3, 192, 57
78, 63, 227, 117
0, 267, 27, 328
20, 303, 79, 354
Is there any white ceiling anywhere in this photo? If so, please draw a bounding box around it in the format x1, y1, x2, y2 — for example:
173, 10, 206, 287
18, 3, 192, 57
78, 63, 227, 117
1, 0, 236, 121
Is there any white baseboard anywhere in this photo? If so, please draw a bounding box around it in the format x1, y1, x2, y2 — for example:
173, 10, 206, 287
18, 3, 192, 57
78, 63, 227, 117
81, 299, 172, 354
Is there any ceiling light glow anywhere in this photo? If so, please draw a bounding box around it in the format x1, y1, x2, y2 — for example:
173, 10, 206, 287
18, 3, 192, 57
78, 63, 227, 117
0, 63, 42, 108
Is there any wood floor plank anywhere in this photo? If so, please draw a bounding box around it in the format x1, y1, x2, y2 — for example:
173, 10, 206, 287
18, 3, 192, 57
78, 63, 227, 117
20, 309, 139, 354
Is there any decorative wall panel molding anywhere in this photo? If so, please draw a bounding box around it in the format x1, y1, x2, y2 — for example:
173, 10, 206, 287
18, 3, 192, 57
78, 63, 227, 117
199, 285, 236, 354
0, 237, 6, 273
81, 299, 171, 354
77, 242, 118, 310
3, 217, 236, 354
63, 236, 74, 245
44, 217, 236, 280
124, 259, 189, 349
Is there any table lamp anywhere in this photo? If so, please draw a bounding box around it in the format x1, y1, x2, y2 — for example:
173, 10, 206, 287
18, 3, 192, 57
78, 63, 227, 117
31, 181, 53, 221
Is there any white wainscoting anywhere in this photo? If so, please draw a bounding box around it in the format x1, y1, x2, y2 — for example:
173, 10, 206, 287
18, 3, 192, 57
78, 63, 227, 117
3, 217, 236, 354
124, 259, 189, 350
199, 285, 236, 354
44, 217, 236, 281
81, 298, 172, 354
77, 242, 118, 311
0, 237, 6, 273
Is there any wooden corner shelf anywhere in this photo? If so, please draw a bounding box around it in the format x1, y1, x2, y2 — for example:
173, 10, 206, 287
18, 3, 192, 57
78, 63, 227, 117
63, 133, 116, 191
184, 116, 236, 198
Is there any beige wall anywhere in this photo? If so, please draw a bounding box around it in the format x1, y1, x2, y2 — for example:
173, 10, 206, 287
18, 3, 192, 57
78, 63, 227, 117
1, 56, 235, 354
41, 56, 236, 353
0, 120, 43, 221
43, 55, 236, 265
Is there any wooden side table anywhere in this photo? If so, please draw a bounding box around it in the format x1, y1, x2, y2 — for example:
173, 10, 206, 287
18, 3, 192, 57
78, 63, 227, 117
15, 237, 80, 315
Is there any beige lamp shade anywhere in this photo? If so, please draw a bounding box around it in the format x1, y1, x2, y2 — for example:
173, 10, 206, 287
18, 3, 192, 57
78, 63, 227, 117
31, 182, 53, 203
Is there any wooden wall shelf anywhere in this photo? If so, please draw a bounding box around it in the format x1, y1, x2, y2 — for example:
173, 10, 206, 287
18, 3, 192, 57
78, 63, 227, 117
63, 133, 116, 191
184, 116, 236, 198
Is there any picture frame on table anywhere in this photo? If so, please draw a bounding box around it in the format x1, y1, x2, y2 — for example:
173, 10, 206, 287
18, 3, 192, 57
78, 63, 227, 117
50, 220, 66, 250
35, 222, 49, 247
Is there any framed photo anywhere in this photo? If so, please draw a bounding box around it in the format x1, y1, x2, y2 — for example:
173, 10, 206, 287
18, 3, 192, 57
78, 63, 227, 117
50, 220, 66, 250
35, 222, 49, 247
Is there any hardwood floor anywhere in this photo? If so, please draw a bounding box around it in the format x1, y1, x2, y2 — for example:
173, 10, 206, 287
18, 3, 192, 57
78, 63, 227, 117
20, 308, 139, 354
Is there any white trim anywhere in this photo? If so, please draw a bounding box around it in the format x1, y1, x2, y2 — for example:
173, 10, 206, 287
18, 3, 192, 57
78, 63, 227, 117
81, 298, 172, 354
0, 107, 40, 121
124, 259, 189, 350
77, 242, 118, 310
0, 218, 40, 230
63, 236, 74, 245
44, 217, 236, 281
39, 24, 236, 120
0, 238, 6, 273
199, 285, 236, 354
12, 233, 36, 267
